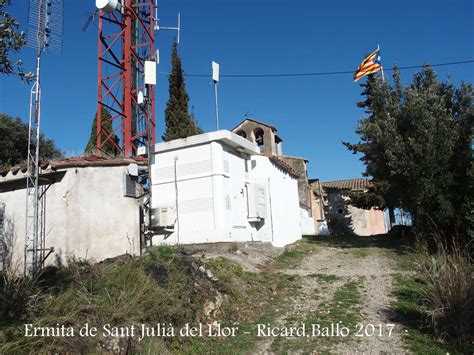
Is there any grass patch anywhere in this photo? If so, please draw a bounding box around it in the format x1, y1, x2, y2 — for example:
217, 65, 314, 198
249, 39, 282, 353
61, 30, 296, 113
308, 274, 339, 282
392, 274, 462, 354
392, 272, 473, 354
312, 278, 363, 329
275, 249, 304, 267
270, 278, 364, 353
275, 239, 320, 268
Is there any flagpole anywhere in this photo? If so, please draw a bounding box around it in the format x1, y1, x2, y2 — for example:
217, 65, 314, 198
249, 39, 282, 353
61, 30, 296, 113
377, 44, 385, 82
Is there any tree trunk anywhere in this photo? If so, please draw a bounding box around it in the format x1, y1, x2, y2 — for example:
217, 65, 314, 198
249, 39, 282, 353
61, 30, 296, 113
389, 208, 396, 227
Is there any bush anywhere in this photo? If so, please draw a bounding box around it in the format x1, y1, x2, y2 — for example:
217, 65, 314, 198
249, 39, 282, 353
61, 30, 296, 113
0, 270, 40, 322
420, 236, 473, 344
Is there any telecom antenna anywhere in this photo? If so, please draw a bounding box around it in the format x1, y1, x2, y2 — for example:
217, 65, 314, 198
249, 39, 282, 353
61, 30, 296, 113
24, 0, 63, 274
153, 5, 181, 44
212, 61, 220, 130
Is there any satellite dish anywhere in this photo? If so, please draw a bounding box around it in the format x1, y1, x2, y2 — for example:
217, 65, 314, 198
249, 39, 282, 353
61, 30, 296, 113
96, 0, 118, 13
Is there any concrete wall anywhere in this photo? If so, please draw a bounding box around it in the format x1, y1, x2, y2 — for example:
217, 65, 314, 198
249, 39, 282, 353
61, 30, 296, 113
0, 166, 141, 271
279, 157, 312, 211
309, 180, 326, 221
150, 137, 302, 247
325, 191, 387, 236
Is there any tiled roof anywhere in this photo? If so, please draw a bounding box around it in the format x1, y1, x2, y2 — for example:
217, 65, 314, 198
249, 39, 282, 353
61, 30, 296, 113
265, 155, 299, 178
0, 155, 147, 177
231, 118, 278, 132
280, 155, 309, 163
321, 178, 369, 191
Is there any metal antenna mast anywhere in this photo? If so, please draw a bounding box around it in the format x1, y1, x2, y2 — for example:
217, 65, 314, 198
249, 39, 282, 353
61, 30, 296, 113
24, 0, 63, 275
95, 0, 180, 157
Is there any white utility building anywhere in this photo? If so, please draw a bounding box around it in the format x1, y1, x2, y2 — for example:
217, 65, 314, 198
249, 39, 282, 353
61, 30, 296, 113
0, 131, 304, 272
150, 130, 302, 247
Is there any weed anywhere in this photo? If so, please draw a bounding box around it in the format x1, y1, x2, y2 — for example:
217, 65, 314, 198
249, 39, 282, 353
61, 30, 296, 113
145, 245, 176, 264
228, 242, 240, 253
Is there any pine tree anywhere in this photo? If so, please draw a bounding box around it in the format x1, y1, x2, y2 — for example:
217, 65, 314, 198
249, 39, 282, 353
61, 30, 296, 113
85, 109, 120, 157
162, 42, 202, 141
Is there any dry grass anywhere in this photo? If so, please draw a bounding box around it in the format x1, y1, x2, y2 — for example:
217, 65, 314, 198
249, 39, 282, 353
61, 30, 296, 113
0, 247, 222, 353
420, 236, 473, 344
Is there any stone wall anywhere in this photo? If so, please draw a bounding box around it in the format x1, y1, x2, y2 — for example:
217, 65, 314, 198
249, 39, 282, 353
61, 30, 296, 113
279, 156, 312, 211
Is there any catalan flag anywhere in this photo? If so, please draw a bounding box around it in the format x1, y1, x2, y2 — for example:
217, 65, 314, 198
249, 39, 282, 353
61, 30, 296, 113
353, 47, 383, 82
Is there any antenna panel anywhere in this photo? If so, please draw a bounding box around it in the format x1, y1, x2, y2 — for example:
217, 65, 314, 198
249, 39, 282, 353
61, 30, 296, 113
27, 0, 64, 55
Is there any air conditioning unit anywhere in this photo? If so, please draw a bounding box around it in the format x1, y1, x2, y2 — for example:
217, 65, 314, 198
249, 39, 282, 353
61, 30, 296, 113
150, 207, 175, 228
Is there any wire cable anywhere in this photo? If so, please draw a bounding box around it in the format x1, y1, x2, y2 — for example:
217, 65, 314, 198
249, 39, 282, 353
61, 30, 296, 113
159, 59, 474, 78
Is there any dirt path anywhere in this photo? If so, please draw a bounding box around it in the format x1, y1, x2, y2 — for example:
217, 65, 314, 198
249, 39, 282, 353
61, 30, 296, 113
258, 244, 408, 354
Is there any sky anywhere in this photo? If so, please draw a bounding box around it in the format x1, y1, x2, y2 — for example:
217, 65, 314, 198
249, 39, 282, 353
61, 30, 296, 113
1, 0, 473, 181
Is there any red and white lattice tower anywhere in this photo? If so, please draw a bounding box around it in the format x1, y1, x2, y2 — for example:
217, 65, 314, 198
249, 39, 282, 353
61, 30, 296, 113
95, 0, 156, 157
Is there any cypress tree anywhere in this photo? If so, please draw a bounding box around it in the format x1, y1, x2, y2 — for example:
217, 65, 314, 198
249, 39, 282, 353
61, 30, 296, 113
162, 41, 202, 141
85, 109, 120, 157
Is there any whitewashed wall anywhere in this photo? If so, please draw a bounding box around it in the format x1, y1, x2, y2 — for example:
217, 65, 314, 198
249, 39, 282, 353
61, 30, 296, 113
299, 207, 316, 236
250, 155, 302, 247
0, 166, 140, 271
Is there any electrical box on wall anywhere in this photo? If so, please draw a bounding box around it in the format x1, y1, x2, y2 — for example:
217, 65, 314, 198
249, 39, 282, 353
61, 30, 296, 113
150, 206, 175, 228
246, 183, 267, 221
123, 174, 136, 197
